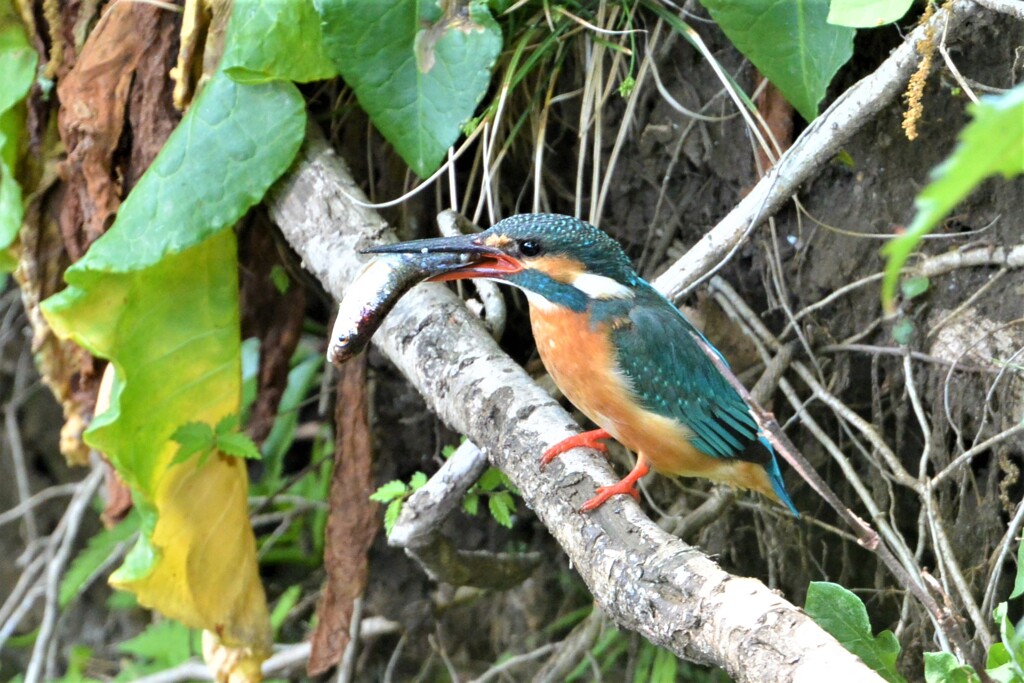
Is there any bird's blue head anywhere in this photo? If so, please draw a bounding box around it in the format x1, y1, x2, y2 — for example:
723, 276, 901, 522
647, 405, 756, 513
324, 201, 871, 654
367, 213, 641, 312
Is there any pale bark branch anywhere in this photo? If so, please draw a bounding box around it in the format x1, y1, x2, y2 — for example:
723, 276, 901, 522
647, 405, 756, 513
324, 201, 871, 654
265, 129, 883, 682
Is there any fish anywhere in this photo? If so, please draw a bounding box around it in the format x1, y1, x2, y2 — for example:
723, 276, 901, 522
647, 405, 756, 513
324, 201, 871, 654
327, 250, 473, 365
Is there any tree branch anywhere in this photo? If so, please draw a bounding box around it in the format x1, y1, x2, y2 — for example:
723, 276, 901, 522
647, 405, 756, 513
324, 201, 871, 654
265, 129, 883, 682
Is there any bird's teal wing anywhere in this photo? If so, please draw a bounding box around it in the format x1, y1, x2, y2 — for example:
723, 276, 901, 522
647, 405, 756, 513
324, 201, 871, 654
605, 294, 768, 465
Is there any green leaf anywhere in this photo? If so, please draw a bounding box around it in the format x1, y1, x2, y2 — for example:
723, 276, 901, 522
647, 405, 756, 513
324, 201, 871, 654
409, 471, 428, 491
882, 83, 1024, 311
1012, 536, 1024, 600
43, 71, 305, 277
316, 0, 503, 177
925, 652, 981, 683
476, 467, 504, 492
805, 582, 908, 683
117, 619, 196, 667
827, 0, 913, 27
991, 603, 1024, 682
892, 318, 914, 346
384, 498, 403, 535
463, 492, 479, 516
216, 431, 263, 460
221, 0, 337, 83
269, 585, 303, 637
901, 275, 930, 300
697, 0, 855, 121
0, 6, 38, 267
488, 491, 515, 528
170, 422, 216, 466
370, 480, 409, 503
986, 643, 1017, 683
269, 265, 290, 294
60, 512, 141, 607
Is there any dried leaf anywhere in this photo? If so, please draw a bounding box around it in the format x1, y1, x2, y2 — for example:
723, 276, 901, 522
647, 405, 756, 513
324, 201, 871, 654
55, 2, 172, 259
309, 358, 380, 676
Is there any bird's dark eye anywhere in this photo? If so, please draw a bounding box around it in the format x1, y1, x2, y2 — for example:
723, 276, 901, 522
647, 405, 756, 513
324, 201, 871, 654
519, 239, 543, 257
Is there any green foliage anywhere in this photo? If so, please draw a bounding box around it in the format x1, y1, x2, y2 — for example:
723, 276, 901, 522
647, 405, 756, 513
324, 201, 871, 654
805, 581, 907, 683
882, 82, 1024, 311
925, 652, 981, 683
115, 620, 199, 680
1012, 538, 1024, 600
221, 0, 337, 84
0, 2, 38, 271
370, 473, 429, 535
316, 0, 503, 177
901, 276, 930, 301
60, 511, 141, 607
988, 603, 1024, 683
169, 415, 261, 467
827, 0, 914, 27
269, 585, 303, 638
463, 466, 518, 529
697, 0, 855, 121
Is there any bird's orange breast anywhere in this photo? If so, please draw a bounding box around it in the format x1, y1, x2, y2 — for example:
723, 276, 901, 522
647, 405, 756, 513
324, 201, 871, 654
529, 302, 780, 500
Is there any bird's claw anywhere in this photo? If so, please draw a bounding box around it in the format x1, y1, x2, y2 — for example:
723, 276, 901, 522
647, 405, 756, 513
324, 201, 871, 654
540, 429, 612, 467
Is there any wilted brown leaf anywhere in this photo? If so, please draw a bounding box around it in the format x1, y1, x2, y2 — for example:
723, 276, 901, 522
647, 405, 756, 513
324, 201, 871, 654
309, 358, 380, 676
754, 76, 794, 176
55, 1, 178, 259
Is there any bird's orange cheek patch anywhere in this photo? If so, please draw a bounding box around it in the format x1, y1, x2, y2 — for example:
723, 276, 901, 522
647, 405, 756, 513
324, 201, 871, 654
526, 255, 585, 283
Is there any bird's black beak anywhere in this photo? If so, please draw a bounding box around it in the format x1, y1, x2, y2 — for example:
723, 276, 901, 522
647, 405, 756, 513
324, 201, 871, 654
363, 233, 522, 281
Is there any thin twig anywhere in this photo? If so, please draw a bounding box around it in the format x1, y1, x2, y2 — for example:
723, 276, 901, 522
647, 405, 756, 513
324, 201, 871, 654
24, 465, 104, 683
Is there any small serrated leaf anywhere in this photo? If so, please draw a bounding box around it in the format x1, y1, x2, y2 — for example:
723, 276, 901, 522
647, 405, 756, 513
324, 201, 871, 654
215, 413, 240, 435
370, 480, 408, 503
171, 421, 215, 450
488, 491, 515, 528
384, 499, 403, 535
477, 468, 504, 492
463, 493, 479, 516
215, 432, 262, 460
409, 471, 428, 491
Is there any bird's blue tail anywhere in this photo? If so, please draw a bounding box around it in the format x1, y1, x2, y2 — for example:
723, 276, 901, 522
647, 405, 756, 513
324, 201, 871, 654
759, 436, 799, 517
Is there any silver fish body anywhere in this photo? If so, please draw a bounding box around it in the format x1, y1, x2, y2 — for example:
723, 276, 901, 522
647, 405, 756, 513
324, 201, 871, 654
328, 251, 471, 365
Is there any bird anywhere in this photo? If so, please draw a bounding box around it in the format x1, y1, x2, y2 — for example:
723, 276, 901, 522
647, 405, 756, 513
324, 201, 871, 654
367, 213, 799, 516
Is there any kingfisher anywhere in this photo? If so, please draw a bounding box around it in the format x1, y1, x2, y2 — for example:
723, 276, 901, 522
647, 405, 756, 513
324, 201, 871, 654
368, 214, 798, 516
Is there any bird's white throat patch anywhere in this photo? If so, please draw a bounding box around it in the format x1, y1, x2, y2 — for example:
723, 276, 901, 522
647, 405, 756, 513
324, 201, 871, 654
570, 272, 635, 300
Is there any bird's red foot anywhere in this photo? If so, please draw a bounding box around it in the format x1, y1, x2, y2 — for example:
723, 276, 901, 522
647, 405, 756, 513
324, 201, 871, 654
580, 459, 650, 512
541, 429, 612, 467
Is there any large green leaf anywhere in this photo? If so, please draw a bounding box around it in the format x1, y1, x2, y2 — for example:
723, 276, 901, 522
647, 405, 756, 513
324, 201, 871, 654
221, 0, 337, 84
40, 69, 305, 661
827, 0, 913, 28
56, 71, 304, 276
45, 231, 272, 653
316, 0, 503, 177
698, 0, 854, 122
805, 581, 908, 683
0, 3, 38, 271
881, 82, 1024, 311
